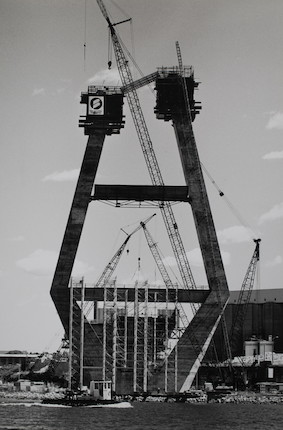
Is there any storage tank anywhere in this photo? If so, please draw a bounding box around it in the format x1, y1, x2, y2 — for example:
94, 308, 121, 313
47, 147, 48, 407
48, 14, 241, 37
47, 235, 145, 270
259, 340, 274, 356
244, 340, 258, 356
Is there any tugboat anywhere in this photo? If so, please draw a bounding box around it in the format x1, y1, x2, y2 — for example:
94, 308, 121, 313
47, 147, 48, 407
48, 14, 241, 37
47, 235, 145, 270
42, 380, 129, 407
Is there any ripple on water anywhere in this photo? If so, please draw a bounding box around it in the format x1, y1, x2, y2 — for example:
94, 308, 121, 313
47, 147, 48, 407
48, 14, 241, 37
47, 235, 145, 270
1, 401, 283, 430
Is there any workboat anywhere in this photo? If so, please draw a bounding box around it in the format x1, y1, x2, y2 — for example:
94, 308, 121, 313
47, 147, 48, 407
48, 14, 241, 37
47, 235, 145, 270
42, 392, 121, 407
42, 381, 129, 407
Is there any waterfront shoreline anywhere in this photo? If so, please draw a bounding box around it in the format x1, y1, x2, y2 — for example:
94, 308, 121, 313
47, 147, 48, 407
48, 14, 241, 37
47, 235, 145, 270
2, 391, 283, 405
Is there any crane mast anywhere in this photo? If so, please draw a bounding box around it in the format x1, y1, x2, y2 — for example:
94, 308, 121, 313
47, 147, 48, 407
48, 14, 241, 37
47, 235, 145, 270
96, 0, 196, 292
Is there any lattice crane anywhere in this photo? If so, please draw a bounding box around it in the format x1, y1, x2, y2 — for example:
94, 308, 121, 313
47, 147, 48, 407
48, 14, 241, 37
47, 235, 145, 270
229, 239, 261, 356
84, 213, 156, 318
96, 0, 197, 293
140, 220, 190, 332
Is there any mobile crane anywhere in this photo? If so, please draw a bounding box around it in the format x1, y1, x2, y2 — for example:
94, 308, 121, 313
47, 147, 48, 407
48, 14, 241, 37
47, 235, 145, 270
229, 239, 261, 357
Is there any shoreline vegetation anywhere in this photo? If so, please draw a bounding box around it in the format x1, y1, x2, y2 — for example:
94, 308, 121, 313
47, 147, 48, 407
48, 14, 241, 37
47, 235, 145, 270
2, 391, 283, 404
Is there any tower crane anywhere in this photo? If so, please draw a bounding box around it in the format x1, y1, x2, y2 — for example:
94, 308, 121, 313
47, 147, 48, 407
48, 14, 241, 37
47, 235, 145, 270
229, 239, 261, 357
96, 0, 197, 294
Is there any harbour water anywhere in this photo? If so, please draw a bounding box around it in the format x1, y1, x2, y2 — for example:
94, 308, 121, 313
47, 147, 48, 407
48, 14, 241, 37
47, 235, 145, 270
0, 401, 283, 430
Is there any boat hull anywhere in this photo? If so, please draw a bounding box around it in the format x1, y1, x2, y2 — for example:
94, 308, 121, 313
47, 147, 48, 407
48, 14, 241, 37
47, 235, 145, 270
42, 398, 122, 407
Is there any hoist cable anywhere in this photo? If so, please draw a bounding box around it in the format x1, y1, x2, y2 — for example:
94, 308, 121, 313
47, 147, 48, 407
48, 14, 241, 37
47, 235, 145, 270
110, 0, 131, 19
130, 17, 136, 79
106, 7, 155, 92
108, 28, 112, 66
201, 162, 259, 240
83, 0, 87, 71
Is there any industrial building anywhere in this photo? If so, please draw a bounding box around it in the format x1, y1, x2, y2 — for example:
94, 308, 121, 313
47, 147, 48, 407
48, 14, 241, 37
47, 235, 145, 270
214, 289, 283, 359
59, 281, 283, 395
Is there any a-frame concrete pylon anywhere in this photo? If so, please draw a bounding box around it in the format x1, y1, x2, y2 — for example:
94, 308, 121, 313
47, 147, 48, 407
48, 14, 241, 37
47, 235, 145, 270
50, 70, 229, 392
50, 86, 125, 386
154, 67, 230, 392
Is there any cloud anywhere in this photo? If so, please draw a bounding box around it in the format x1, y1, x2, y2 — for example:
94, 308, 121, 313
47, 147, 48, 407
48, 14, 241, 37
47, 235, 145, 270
262, 151, 283, 160
88, 68, 121, 85
42, 169, 79, 182
258, 202, 283, 224
162, 255, 177, 267
186, 248, 205, 268
219, 250, 231, 266
266, 112, 283, 130
16, 249, 93, 277
9, 235, 25, 242
32, 88, 46, 96
120, 271, 147, 286
151, 279, 164, 287
217, 225, 251, 244
266, 255, 282, 267
56, 88, 65, 94
187, 248, 231, 267
163, 247, 231, 268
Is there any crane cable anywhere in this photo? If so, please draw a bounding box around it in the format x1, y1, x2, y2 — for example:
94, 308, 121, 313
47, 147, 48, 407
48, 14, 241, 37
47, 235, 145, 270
112, 28, 259, 241
84, 0, 87, 71
108, 28, 112, 68
108, 18, 155, 94
110, 0, 131, 20
201, 162, 259, 240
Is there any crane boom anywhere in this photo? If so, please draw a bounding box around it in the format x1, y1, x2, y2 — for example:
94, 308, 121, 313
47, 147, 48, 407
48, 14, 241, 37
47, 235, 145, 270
96, 0, 196, 292
84, 214, 156, 318
96, 213, 156, 287
230, 239, 261, 356
121, 71, 158, 94
140, 222, 190, 329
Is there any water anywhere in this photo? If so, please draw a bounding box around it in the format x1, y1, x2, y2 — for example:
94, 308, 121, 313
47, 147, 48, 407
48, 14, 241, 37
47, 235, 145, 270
0, 401, 283, 430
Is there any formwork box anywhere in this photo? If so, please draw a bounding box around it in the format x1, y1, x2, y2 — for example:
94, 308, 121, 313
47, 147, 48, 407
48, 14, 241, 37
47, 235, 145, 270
154, 69, 199, 122
79, 86, 125, 135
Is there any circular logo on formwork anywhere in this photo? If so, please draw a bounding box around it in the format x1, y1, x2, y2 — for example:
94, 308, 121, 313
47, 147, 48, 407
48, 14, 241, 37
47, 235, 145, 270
88, 96, 104, 115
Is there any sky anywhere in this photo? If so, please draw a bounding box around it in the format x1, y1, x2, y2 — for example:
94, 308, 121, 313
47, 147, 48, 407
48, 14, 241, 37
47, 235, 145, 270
0, 0, 283, 353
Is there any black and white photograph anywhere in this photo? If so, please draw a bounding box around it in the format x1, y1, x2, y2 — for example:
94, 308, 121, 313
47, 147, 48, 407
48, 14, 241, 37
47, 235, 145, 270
0, 0, 283, 428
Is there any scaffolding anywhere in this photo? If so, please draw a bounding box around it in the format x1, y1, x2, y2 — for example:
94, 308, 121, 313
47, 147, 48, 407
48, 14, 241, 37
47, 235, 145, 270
68, 277, 85, 390
97, 282, 183, 393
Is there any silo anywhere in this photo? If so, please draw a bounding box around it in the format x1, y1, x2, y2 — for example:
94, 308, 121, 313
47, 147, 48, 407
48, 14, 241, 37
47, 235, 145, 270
259, 339, 274, 356
244, 340, 258, 356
